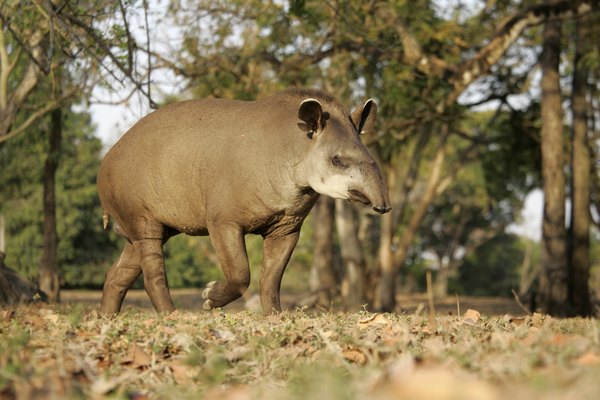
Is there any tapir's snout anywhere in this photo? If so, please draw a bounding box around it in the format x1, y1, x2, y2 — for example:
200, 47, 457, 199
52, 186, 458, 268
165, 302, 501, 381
362, 160, 391, 215
347, 159, 391, 214
373, 205, 392, 214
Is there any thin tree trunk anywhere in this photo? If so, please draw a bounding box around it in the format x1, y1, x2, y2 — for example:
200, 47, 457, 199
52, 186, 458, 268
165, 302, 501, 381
375, 167, 397, 312
39, 108, 61, 302
0, 214, 5, 254
335, 200, 367, 310
539, 18, 568, 316
0, 251, 19, 304
434, 258, 450, 299
568, 10, 592, 316
376, 129, 448, 311
310, 196, 337, 307
433, 209, 467, 298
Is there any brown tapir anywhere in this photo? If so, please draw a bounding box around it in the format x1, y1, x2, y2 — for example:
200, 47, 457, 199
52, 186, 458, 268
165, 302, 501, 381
97, 88, 390, 314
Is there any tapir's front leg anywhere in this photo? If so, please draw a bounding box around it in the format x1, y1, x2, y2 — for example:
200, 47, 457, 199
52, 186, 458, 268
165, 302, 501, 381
202, 223, 250, 310
260, 231, 300, 314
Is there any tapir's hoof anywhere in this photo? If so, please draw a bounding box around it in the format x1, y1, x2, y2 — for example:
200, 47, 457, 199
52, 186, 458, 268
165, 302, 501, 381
202, 281, 216, 298
203, 299, 214, 310
202, 281, 217, 310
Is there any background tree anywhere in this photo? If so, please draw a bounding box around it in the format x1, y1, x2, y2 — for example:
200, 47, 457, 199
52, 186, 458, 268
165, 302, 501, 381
0, 0, 597, 315
0, 0, 155, 302
538, 17, 568, 316
568, 6, 593, 316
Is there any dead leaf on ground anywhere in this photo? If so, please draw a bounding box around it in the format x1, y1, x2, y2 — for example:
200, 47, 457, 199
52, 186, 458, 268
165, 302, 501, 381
342, 347, 368, 365
574, 351, 600, 366
1, 309, 15, 322
91, 377, 121, 396
373, 366, 499, 400
505, 315, 527, 326
203, 385, 252, 400
209, 328, 236, 342
39, 309, 60, 324
531, 313, 546, 328
520, 327, 541, 347
462, 309, 481, 326
549, 333, 570, 347
167, 360, 195, 385
121, 343, 153, 369
358, 313, 391, 329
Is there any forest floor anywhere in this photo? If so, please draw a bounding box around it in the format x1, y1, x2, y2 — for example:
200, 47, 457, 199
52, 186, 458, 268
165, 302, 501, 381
1, 291, 599, 399
60, 288, 527, 316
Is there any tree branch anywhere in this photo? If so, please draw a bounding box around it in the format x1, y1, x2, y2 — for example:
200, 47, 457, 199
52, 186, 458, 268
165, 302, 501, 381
441, 0, 598, 111
0, 89, 77, 144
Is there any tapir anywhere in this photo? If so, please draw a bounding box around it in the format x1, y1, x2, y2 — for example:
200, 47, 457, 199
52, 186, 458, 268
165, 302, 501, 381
97, 88, 391, 314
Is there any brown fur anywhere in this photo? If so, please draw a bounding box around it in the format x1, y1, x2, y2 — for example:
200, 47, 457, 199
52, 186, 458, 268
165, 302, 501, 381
97, 89, 390, 314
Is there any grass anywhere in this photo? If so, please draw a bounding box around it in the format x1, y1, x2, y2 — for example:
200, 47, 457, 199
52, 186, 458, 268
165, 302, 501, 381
0, 302, 599, 399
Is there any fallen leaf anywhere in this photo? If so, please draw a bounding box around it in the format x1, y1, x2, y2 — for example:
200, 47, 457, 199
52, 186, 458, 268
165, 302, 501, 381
549, 333, 570, 347
1, 309, 15, 322
520, 327, 541, 346
342, 347, 368, 365
142, 318, 155, 328
462, 309, 481, 326
39, 309, 60, 324
531, 313, 545, 328
168, 360, 194, 385
122, 343, 153, 369
505, 315, 527, 326
97, 354, 112, 370
575, 351, 600, 366
210, 328, 235, 342
204, 385, 252, 400
171, 333, 193, 351
373, 366, 498, 400
358, 313, 391, 329
91, 377, 120, 396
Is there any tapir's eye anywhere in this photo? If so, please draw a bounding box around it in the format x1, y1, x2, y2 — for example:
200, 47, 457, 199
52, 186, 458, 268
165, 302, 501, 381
332, 155, 343, 166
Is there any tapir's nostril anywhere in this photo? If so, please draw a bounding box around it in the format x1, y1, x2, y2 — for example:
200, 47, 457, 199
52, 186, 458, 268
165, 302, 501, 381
373, 205, 392, 214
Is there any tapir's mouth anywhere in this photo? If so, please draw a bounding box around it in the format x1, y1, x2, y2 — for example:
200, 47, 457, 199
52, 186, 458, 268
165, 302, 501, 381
348, 189, 372, 205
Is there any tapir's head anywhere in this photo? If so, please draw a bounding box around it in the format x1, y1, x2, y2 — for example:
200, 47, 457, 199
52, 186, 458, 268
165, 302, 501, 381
296, 95, 391, 214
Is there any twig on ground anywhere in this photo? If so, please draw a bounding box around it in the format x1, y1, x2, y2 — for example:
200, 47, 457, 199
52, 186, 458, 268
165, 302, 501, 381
511, 289, 533, 316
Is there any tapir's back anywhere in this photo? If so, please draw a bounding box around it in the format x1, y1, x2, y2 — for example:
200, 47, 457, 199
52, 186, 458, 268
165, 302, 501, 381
97, 96, 302, 237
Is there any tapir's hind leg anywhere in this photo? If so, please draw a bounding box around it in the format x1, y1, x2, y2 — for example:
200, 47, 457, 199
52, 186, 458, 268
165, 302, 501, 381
139, 238, 176, 313
202, 224, 250, 310
100, 241, 142, 314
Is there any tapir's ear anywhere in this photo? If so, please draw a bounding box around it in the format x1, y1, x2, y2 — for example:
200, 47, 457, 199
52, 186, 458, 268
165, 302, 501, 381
351, 99, 377, 135
298, 98, 329, 139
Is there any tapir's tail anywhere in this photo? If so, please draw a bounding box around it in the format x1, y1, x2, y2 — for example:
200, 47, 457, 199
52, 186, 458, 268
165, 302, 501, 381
102, 209, 110, 231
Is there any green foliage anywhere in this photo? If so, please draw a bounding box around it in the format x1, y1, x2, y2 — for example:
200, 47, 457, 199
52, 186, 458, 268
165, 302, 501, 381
451, 233, 523, 297
0, 108, 120, 287
163, 235, 222, 289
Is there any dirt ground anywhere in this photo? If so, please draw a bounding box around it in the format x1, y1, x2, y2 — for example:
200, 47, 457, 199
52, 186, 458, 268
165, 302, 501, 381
61, 288, 527, 316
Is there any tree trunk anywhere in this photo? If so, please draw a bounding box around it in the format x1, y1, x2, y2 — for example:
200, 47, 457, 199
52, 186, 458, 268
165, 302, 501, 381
539, 19, 568, 316
375, 131, 448, 311
0, 251, 18, 304
433, 259, 450, 298
335, 200, 367, 310
39, 108, 62, 302
375, 166, 397, 312
0, 214, 5, 254
310, 196, 337, 307
568, 10, 592, 316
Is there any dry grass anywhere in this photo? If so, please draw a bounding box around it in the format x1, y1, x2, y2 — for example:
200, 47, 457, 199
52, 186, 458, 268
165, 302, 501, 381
1, 301, 599, 399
